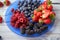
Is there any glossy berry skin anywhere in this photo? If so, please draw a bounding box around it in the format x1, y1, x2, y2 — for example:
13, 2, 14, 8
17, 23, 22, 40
0, 2, 4, 7
44, 18, 51, 24
6, 0, 11, 6
0, 16, 3, 23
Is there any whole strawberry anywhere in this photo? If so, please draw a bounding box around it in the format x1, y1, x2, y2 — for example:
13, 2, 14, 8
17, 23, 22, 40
0, 16, 3, 23
4, 0, 11, 6
0, 1, 4, 7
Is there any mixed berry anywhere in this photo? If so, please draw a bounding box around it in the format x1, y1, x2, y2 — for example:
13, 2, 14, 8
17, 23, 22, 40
10, 0, 56, 35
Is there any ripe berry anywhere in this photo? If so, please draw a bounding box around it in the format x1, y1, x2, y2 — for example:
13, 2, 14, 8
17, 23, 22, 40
0, 16, 3, 23
0, 1, 4, 7
6, 0, 11, 6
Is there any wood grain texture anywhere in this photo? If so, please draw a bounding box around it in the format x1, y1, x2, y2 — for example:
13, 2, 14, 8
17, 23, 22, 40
0, 0, 60, 40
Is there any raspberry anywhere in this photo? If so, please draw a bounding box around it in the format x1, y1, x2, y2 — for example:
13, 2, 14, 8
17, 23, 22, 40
11, 8, 14, 12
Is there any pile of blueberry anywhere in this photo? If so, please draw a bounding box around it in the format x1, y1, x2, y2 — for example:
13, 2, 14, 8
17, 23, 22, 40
18, 0, 41, 19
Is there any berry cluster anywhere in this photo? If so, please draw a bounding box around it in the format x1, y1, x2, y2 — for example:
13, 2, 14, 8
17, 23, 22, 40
0, 0, 11, 7
10, 0, 56, 35
18, 0, 41, 19
32, 0, 56, 24
11, 9, 28, 28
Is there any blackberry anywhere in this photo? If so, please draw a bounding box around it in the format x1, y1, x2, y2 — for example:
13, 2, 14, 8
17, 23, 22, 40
29, 30, 34, 35
20, 27, 26, 34
25, 26, 30, 30
40, 26, 48, 31
25, 29, 30, 35
36, 29, 41, 33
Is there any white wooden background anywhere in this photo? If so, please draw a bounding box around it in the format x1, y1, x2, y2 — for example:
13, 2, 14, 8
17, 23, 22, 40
0, 0, 60, 40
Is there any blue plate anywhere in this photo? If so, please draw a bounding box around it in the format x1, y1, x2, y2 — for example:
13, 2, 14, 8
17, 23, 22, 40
5, 0, 55, 37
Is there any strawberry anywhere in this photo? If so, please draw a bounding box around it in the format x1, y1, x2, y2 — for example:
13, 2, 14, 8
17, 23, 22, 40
44, 18, 51, 24
0, 2, 4, 7
36, 12, 42, 17
32, 16, 38, 22
41, 4, 47, 9
50, 11, 56, 16
0, 16, 3, 23
4, 0, 11, 6
39, 18, 43, 24
47, 5, 53, 11
49, 12, 56, 20
42, 9, 49, 14
42, 10, 50, 19
42, 1, 47, 5
38, 5, 43, 11
34, 9, 38, 15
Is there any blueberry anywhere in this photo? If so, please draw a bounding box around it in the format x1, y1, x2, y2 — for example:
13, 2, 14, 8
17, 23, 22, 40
28, 7, 31, 10
27, 13, 31, 17
30, 20, 33, 23
24, 11, 28, 14
25, 14, 28, 17
31, 11, 33, 14
20, 8, 23, 11
18, 1, 21, 5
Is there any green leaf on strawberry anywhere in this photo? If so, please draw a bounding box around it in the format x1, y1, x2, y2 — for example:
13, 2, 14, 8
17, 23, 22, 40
49, 14, 55, 20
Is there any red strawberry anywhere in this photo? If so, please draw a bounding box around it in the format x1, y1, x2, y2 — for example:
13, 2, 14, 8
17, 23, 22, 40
42, 9, 49, 13
0, 2, 4, 7
50, 11, 56, 16
47, 5, 53, 11
42, 1, 47, 5
0, 16, 3, 23
44, 18, 51, 24
34, 10, 38, 15
37, 12, 42, 17
6, 0, 11, 6
32, 16, 38, 22
41, 4, 47, 9
39, 18, 43, 24
42, 10, 50, 19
